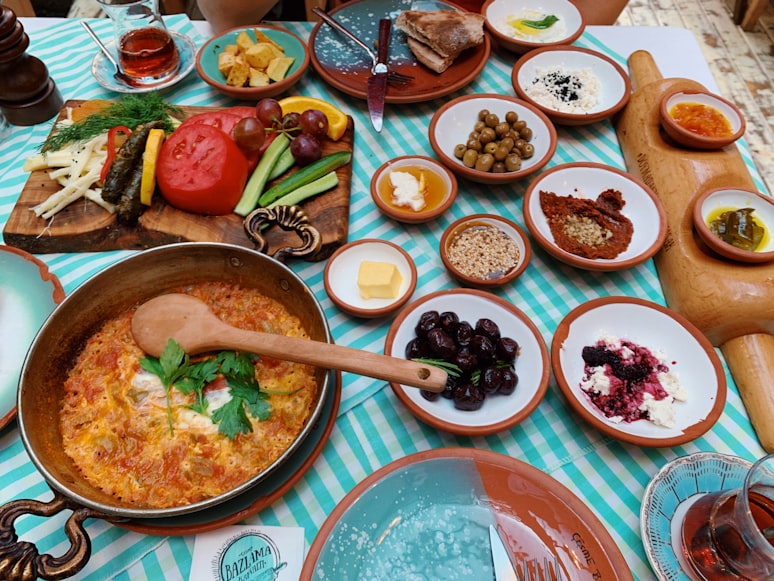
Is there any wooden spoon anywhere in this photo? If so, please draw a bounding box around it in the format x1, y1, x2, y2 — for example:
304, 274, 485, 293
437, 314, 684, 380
131, 293, 447, 392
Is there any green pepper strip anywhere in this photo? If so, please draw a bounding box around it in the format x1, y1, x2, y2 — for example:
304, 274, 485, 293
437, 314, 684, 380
520, 15, 559, 29
100, 125, 132, 182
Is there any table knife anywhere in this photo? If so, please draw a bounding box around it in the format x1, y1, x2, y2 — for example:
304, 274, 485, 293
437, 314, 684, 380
367, 18, 391, 132
490, 525, 519, 581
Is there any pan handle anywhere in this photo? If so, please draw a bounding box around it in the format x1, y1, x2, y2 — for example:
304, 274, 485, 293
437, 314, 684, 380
0, 491, 109, 581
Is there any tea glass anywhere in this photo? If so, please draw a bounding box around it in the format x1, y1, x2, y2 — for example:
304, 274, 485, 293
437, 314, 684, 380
680, 453, 774, 579
97, 0, 180, 83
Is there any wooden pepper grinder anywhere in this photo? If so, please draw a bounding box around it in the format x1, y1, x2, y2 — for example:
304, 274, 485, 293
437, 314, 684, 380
0, 5, 63, 126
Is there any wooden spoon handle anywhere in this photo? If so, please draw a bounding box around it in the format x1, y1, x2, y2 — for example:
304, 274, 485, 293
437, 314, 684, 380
205, 324, 448, 392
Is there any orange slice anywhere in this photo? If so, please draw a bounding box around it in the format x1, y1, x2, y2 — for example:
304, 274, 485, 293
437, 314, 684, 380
278, 96, 348, 141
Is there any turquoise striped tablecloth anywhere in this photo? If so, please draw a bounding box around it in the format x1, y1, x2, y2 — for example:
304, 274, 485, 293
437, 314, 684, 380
0, 14, 768, 580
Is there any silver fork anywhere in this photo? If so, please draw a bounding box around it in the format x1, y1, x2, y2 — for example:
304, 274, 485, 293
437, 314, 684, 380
519, 557, 564, 581
312, 7, 414, 85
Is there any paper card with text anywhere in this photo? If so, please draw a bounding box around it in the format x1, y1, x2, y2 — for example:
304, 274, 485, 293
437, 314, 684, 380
190, 525, 304, 581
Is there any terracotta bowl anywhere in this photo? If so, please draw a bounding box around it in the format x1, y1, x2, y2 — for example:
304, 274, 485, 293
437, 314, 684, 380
323, 239, 417, 318
440, 213, 531, 289
481, 0, 585, 55
429, 93, 557, 185
692, 187, 774, 263
370, 155, 458, 224
659, 89, 745, 150
523, 162, 667, 271
384, 289, 550, 436
551, 296, 726, 447
511, 46, 631, 126
196, 25, 310, 100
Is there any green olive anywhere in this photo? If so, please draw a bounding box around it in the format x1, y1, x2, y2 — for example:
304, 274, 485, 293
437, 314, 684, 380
495, 122, 510, 137
485, 113, 499, 128
473, 120, 486, 132
505, 111, 518, 124
499, 137, 514, 152
484, 141, 498, 155
478, 109, 490, 121
494, 144, 510, 161
454, 144, 467, 159
475, 153, 495, 172
520, 126, 533, 141
466, 138, 482, 152
505, 154, 522, 172
520, 142, 535, 159
492, 161, 506, 173
479, 127, 496, 144
462, 148, 479, 168
469, 131, 480, 141
514, 139, 527, 152
512, 120, 527, 132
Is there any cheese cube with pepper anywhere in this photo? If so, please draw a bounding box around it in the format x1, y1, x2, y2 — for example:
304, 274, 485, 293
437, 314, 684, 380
357, 261, 403, 299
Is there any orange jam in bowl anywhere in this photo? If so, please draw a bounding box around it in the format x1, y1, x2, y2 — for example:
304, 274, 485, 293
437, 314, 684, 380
668, 102, 733, 138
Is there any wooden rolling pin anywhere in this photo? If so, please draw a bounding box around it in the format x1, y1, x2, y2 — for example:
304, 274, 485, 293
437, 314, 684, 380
615, 50, 774, 451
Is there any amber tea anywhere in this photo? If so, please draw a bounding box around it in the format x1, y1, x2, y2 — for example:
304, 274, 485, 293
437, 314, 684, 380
118, 27, 179, 81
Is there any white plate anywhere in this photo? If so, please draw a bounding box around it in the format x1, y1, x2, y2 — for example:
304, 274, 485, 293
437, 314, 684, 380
551, 296, 726, 447
0, 247, 63, 429
640, 452, 752, 580
91, 32, 196, 94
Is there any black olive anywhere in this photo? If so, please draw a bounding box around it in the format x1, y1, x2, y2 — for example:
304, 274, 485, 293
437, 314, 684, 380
454, 348, 479, 372
499, 367, 519, 395
439, 311, 459, 331
427, 328, 457, 359
441, 375, 459, 399
475, 318, 501, 342
453, 383, 485, 411
405, 337, 430, 360
453, 321, 475, 347
496, 337, 520, 362
421, 389, 441, 402
415, 310, 440, 337
479, 366, 503, 395
470, 334, 496, 364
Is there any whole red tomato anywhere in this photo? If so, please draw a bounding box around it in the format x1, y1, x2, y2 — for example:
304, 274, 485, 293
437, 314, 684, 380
156, 124, 248, 215
179, 109, 263, 171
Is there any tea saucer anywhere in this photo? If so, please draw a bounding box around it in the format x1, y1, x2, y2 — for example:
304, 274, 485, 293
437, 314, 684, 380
90, 31, 196, 94
640, 452, 752, 580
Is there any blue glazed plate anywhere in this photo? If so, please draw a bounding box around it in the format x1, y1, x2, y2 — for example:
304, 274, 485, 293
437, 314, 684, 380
0, 247, 64, 430
91, 32, 196, 94
309, 0, 490, 103
640, 452, 752, 580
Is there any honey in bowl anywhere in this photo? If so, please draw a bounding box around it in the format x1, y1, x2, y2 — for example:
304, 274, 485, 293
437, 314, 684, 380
668, 102, 733, 138
377, 165, 448, 214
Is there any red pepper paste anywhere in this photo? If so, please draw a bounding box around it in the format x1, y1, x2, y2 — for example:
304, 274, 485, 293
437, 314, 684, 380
539, 189, 633, 259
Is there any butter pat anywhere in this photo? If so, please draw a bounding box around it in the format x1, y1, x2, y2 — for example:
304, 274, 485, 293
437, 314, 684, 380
357, 261, 403, 299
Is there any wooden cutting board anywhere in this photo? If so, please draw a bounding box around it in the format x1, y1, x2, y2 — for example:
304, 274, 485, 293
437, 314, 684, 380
2, 100, 354, 261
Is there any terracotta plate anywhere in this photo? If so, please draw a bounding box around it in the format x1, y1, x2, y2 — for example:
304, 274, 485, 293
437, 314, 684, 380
0, 247, 64, 430
118, 370, 340, 535
300, 448, 633, 580
309, 0, 491, 103
551, 296, 727, 447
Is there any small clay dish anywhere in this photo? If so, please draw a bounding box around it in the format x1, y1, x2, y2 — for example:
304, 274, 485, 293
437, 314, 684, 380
323, 239, 417, 318
370, 156, 458, 224
551, 296, 726, 447
384, 289, 550, 436
511, 46, 631, 126
429, 93, 557, 185
196, 24, 310, 100
482, 0, 585, 55
440, 214, 531, 289
523, 162, 667, 271
659, 89, 745, 150
692, 187, 774, 263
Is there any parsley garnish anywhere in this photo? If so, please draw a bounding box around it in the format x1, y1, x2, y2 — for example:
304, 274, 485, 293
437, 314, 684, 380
43, 92, 182, 152
139, 339, 271, 440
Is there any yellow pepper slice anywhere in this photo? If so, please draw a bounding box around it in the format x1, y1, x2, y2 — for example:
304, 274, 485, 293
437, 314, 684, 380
140, 128, 166, 206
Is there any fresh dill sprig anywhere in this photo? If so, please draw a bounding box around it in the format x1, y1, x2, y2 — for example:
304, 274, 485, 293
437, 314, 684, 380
42, 92, 183, 152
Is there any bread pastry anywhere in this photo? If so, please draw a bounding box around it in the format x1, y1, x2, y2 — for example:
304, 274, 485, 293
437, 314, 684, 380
395, 9, 485, 73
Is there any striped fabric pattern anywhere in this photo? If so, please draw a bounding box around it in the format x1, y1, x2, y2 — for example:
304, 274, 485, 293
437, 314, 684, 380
0, 15, 767, 580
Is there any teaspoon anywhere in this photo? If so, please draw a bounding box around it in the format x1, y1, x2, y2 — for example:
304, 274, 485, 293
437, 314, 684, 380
80, 21, 137, 86
131, 293, 448, 392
